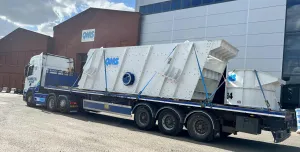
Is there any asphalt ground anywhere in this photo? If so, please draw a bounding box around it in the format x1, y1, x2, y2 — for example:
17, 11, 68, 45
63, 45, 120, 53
0, 93, 299, 152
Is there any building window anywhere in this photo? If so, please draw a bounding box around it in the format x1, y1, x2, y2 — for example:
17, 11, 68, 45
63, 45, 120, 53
283, 0, 300, 83
139, 0, 235, 15
203, 0, 214, 4
182, 0, 192, 8
281, 0, 300, 109
192, 0, 202, 7
140, 6, 146, 14
153, 3, 162, 13
171, 0, 181, 10
283, 33, 300, 82
162, 1, 171, 12
146, 4, 154, 14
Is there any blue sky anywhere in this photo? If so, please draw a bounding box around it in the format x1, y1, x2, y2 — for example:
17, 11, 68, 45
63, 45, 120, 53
0, 0, 136, 38
113, 0, 135, 8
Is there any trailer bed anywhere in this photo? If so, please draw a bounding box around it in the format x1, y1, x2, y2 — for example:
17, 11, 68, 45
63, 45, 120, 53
44, 86, 287, 118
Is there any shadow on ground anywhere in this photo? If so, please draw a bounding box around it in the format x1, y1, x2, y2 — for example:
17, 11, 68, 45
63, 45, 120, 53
33, 107, 299, 152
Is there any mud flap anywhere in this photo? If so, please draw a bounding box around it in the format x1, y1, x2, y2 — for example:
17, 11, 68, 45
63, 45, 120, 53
272, 129, 291, 143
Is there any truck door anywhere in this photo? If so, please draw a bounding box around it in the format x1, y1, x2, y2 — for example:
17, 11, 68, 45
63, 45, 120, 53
24, 55, 43, 94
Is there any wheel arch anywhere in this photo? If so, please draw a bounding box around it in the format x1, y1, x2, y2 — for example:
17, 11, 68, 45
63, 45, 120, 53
25, 89, 33, 99
132, 102, 156, 118
155, 106, 184, 123
47, 93, 57, 100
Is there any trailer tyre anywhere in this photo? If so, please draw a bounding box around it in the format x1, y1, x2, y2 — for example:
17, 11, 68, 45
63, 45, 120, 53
187, 113, 214, 142
47, 94, 57, 112
26, 93, 35, 107
134, 106, 155, 130
158, 109, 183, 136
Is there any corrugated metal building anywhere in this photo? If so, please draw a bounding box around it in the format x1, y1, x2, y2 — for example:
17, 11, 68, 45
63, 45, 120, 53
135, 0, 300, 109
0, 28, 53, 91
53, 8, 141, 72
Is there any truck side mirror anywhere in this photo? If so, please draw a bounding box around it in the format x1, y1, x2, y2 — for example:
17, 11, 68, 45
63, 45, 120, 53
24, 65, 29, 77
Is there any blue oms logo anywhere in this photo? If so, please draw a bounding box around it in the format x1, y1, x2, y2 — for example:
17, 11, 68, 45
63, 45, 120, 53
83, 31, 95, 39
105, 57, 119, 66
81, 29, 95, 42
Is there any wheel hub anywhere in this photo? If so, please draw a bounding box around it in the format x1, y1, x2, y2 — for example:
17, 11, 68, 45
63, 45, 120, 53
162, 115, 175, 130
49, 99, 55, 109
60, 100, 66, 108
195, 120, 208, 135
140, 112, 149, 124
28, 96, 32, 103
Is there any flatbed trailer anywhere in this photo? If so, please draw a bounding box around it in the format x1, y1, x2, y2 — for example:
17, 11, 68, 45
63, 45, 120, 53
24, 80, 292, 143
23, 43, 293, 143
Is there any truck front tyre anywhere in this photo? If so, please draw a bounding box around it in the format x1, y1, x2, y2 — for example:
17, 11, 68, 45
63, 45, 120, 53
187, 113, 214, 142
47, 95, 57, 112
26, 93, 35, 107
158, 109, 183, 136
134, 106, 155, 130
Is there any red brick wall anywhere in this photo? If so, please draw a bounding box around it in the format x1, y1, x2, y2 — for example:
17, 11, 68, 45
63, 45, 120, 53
0, 28, 53, 89
53, 9, 140, 72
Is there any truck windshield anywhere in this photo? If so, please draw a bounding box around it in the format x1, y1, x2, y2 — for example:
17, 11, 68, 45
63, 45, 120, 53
24, 65, 34, 77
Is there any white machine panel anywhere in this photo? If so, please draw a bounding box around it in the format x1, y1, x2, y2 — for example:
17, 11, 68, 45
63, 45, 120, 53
78, 40, 238, 101
226, 70, 285, 111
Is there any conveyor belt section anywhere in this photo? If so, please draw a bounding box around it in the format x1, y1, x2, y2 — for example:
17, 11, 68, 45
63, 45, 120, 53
45, 86, 286, 118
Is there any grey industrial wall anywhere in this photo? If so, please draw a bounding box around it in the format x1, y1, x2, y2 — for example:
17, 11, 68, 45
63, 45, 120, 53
136, 0, 287, 98
137, 0, 286, 81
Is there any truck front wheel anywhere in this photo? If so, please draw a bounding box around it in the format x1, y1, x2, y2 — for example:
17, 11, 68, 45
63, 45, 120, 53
26, 93, 35, 107
134, 106, 155, 130
158, 109, 183, 136
187, 113, 214, 142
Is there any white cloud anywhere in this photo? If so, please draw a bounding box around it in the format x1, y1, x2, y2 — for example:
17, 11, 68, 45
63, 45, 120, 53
82, 0, 134, 11
0, 0, 134, 37
37, 22, 60, 36
0, 16, 34, 28
0, 0, 57, 25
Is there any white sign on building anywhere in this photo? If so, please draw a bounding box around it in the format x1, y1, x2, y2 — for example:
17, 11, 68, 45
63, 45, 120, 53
81, 29, 95, 42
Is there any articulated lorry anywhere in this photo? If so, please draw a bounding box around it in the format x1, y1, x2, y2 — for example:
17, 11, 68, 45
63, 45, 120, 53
23, 40, 292, 143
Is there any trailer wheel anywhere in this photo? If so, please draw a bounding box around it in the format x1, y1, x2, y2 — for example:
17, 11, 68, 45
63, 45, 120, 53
134, 106, 155, 130
47, 94, 57, 112
26, 93, 35, 107
187, 113, 214, 142
58, 95, 69, 113
158, 109, 182, 136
